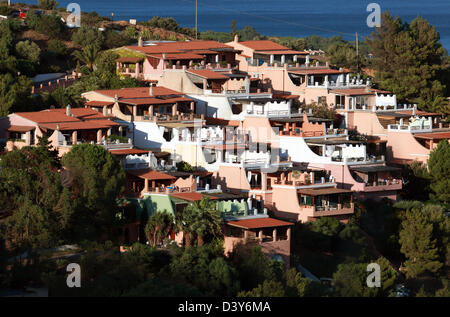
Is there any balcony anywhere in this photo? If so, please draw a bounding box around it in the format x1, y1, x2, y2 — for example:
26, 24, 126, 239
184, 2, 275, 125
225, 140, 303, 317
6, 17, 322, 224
135, 113, 204, 123
302, 203, 354, 217
363, 179, 402, 192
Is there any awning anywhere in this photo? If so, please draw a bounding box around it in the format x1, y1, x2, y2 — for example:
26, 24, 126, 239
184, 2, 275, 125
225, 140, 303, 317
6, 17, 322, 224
350, 165, 401, 173
298, 187, 352, 196
414, 132, 450, 140
110, 149, 149, 156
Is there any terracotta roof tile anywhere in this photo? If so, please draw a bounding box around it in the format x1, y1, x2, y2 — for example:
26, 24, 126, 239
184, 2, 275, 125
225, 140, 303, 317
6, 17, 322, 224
239, 40, 290, 51
148, 53, 205, 60
110, 149, 149, 155
85, 101, 114, 107
289, 68, 351, 75
227, 217, 293, 229
128, 169, 176, 181
187, 69, 229, 80
39, 120, 119, 131
93, 87, 184, 99
170, 192, 220, 202
331, 88, 392, 96
414, 132, 450, 140
7, 125, 35, 132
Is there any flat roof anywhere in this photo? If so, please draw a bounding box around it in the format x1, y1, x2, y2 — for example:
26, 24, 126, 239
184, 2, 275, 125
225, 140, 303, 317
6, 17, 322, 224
227, 217, 293, 229
350, 165, 401, 173
298, 187, 352, 196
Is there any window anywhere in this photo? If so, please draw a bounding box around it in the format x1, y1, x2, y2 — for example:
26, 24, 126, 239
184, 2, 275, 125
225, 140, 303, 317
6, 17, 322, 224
318, 96, 327, 105
355, 96, 369, 109
335, 95, 345, 108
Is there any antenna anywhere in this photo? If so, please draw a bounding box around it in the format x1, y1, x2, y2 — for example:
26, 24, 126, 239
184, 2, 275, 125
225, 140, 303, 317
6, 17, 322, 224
195, 0, 198, 39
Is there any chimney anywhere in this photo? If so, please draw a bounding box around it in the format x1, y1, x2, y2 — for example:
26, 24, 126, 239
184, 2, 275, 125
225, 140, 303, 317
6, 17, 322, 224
149, 84, 154, 96
138, 36, 143, 47
234, 34, 239, 43
66, 104, 71, 116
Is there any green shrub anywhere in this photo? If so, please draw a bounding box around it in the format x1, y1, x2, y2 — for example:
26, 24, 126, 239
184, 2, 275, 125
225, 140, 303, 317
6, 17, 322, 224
47, 39, 67, 57
107, 134, 128, 143
38, 0, 59, 10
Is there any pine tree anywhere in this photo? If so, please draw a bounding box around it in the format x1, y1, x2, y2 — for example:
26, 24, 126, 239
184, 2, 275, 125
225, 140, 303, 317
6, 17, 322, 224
399, 208, 443, 278
428, 140, 450, 203
366, 12, 447, 111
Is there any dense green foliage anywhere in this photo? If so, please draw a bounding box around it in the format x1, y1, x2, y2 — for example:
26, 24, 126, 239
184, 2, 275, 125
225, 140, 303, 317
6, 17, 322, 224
428, 141, 450, 203
175, 197, 223, 246
38, 0, 59, 10
61, 144, 126, 240
366, 12, 449, 112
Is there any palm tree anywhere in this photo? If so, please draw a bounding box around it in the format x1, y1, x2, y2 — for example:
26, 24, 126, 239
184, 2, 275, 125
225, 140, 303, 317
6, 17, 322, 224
72, 44, 100, 72
145, 211, 174, 247
178, 197, 223, 247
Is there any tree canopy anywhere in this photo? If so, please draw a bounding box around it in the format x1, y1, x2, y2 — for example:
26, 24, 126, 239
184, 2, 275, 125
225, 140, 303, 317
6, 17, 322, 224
366, 12, 448, 112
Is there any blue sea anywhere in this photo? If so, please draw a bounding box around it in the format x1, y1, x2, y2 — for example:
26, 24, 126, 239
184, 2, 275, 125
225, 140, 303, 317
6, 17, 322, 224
29, 0, 450, 50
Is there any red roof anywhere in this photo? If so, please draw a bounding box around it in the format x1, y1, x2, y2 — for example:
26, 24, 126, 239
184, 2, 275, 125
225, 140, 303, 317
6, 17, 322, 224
414, 132, 450, 140
119, 97, 191, 105
85, 101, 114, 107
170, 192, 220, 202
40, 120, 120, 131
128, 169, 176, 181
49, 108, 114, 120
116, 57, 143, 63
396, 110, 441, 117
148, 53, 205, 60
332, 88, 391, 96
289, 68, 351, 75
93, 87, 184, 99
16, 110, 80, 124
239, 40, 290, 51
128, 41, 234, 55
227, 217, 293, 229
187, 69, 229, 80
205, 117, 241, 127
256, 50, 306, 55
110, 149, 149, 155
7, 125, 35, 132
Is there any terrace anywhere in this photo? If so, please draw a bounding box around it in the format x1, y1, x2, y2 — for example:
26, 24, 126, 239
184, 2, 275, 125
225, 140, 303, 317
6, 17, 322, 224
350, 165, 403, 192
297, 187, 354, 218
